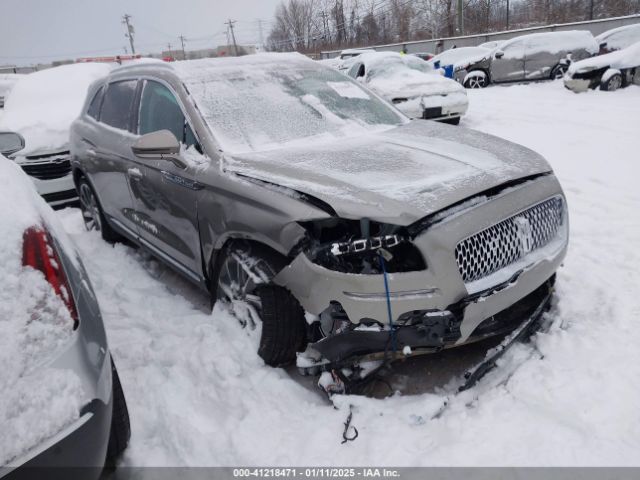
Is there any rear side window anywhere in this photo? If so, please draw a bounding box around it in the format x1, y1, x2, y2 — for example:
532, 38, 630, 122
100, 80, 138, 131
87, 87, 104, 120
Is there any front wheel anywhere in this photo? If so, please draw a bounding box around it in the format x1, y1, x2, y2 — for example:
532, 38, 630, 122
214, 244, 307, 367
551, 64, 568, 80
463, 71, 488, 89
600, 72, 622, 91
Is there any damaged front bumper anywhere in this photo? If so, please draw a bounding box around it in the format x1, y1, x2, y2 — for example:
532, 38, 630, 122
275, 174, 568, 367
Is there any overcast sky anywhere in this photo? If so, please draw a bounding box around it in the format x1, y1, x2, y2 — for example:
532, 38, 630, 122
0, 0, 282, 66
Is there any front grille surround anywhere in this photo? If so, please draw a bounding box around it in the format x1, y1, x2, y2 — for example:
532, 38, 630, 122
20, 152, 71, 180
454, 196, 565, 284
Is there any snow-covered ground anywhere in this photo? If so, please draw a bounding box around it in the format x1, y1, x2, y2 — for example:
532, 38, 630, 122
57, 80, 640, 466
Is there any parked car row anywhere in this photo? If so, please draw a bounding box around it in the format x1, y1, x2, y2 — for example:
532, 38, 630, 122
326, 23, 640, 92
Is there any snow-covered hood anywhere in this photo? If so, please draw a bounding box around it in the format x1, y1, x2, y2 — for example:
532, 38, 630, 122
225, 120, 552, 225
367, 69, 463, 100
568, 41, 640, 74
0, 63, 111, 156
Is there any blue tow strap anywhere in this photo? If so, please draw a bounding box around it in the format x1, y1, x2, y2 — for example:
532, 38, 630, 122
379, 251, 397, 353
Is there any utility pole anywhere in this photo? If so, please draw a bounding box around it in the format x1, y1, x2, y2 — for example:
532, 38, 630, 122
225, 19, 239, 56
320, 10, 329, 45
457, 0, 464, 35
122, 14, 136, 54
589, 0, 594, 20
179, 35, 187, 60
506, 0, 510, 29
167, 42, 172, 58
257, 19, 264, 47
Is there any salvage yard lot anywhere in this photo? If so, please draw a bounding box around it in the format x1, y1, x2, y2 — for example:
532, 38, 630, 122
58, 81, 640, 466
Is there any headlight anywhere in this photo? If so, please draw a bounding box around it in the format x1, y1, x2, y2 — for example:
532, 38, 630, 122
298, 218, 426, 274
577, 65, 603, 73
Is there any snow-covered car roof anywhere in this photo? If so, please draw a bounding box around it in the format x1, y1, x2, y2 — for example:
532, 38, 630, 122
429, 47, 490, 67
500, 30, 599, 55
340, 48, 375, 58
595, 23, 640, 51
478, 40, 503, 49
0, 63, 111, 155
352, 51, 464, 98
0, 156, 85, 465
568, 40, 640, 75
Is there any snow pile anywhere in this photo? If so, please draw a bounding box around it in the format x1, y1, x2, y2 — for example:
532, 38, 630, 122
55, 81, 640, 466
0, 158, 85, 465
172, 53, 404, 154
596, 23, 640, 51
0, 63, 111, 155
568, 41, 640, 74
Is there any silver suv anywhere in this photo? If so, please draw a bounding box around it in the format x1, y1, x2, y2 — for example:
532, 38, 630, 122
69, 54, 568, 371
457, 30, 598, 88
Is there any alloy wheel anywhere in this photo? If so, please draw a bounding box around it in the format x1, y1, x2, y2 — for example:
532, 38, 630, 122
79, 183, 102, 232
466, 75, 486, 89
553, 65, 567, 79
216, 252, 265, 328
607, 75, 622, 91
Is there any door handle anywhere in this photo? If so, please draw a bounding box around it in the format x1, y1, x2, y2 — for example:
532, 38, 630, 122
127, 167, 143, 180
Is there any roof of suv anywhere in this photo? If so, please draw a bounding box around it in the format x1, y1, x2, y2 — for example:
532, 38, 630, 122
110, 53, 316, 79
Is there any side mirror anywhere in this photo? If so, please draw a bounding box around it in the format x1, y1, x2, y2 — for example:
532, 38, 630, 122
132, 130, 186, 169
0, 131, 25, 156
494, 50, 504, 59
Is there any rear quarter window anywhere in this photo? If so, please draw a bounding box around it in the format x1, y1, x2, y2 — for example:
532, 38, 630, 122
87, 86, 104, 120
100, 80, 138, 131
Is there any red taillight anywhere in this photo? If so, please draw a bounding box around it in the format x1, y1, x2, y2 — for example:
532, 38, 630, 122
22, 226, 79, 329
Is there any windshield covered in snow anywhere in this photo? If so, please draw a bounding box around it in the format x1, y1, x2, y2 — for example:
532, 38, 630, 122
174, 54, 406, 154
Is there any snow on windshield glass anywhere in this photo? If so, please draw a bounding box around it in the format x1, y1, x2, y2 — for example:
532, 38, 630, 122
174, 54, 405, 154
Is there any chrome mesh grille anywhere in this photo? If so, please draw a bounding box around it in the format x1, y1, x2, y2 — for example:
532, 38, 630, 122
455, 196, 564, 283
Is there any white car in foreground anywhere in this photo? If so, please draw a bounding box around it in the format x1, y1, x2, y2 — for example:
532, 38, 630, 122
564, 41, 640, 92
346, 51, 468, 124
0, 63, 110, 208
